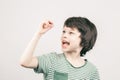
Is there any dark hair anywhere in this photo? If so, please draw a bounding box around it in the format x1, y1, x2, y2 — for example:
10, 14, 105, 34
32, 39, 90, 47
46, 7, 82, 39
64, 17, 97, 56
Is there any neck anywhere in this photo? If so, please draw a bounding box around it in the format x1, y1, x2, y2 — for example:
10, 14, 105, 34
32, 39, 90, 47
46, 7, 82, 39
64, 48, 82, 60
63, 49, 85, 67
64, 51, 80, 60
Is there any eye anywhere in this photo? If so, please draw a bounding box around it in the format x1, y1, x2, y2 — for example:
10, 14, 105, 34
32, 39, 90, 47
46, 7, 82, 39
69, 32, 74, 35
62, 30, 66, 33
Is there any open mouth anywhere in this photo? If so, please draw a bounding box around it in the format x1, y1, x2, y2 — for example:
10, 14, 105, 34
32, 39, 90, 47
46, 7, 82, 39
62, 40, 70, 48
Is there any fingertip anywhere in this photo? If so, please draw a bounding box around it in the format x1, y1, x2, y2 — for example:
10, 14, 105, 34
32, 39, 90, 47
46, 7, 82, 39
48, 21, 53, 24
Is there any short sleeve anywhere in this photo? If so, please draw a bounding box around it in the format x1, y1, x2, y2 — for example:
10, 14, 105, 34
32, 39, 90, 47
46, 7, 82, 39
33, 54, 52, 74
90, 67, 100, 80
86, 61, 100, 80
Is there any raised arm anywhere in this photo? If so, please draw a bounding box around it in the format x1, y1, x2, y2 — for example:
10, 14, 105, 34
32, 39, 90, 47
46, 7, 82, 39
20, 20, 53, 68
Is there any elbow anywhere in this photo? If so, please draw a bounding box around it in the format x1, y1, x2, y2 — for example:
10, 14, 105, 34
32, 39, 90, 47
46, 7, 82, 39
20, 62, 25, 67
19, 60, 28, 68
19, 61, 25, 67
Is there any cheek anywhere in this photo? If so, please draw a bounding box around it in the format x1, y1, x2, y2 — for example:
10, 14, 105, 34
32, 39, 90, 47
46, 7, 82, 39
71, 36, 81, 41
74, 37, 81, 45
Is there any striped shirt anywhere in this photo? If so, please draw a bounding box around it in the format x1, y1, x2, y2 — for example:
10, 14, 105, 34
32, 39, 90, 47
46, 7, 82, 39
34, 52, 100, 80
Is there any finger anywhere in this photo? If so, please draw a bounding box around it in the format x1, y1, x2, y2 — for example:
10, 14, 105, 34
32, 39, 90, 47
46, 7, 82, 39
42, 21, 49, 28
48, 21, 53, 25
48, 21, 54, 28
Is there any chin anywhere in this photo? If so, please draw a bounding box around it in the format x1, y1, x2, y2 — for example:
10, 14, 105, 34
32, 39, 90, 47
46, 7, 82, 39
61, 48, 66, 52
62, 49, 69, 53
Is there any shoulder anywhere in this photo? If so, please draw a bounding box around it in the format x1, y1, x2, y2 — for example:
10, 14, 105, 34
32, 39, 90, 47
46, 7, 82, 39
47, 52, 64, 61
45, 52, 62, 58
85, 60, 99, 71
37, 52, 63, 61
85, 60, 100, 79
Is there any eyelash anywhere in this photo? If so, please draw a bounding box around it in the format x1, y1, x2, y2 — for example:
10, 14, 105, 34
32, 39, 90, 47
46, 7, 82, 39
62, 30, 65, 33
69, 32, 73, 34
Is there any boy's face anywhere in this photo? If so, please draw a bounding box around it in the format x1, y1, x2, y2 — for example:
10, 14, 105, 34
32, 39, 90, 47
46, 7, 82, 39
61, 26, 82, 53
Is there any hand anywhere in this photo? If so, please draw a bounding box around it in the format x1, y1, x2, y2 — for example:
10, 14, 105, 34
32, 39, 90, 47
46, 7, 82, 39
37, 20, 54, 35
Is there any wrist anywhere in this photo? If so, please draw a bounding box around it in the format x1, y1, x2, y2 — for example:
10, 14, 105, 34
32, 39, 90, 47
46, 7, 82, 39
34, 31, 43, 38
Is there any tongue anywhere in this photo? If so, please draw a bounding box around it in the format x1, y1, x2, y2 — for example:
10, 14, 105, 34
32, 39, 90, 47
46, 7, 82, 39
63, 42, 69, 48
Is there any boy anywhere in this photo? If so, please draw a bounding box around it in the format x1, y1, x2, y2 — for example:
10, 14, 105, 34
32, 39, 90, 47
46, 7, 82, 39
20, 17, 100, 80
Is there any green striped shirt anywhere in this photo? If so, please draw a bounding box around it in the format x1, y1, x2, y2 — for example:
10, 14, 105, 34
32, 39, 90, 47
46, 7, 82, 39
34, 52, 100, 80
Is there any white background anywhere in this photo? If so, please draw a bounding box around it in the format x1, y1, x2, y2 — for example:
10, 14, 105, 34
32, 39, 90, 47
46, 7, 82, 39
0, 0, 120, 80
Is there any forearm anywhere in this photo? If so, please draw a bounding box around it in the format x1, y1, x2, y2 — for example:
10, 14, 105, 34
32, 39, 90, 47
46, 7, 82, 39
20, 32, 42, 67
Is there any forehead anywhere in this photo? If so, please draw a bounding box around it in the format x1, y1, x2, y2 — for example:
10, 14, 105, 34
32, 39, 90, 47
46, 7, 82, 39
63, 26, 79, 32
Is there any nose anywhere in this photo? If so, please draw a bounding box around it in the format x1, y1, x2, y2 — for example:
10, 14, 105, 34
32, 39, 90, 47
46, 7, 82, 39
62, 32, 68, 38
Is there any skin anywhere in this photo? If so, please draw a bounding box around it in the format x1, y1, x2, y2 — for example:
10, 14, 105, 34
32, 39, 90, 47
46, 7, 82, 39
20, 20, 85, 68
61, 26, 85, 67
